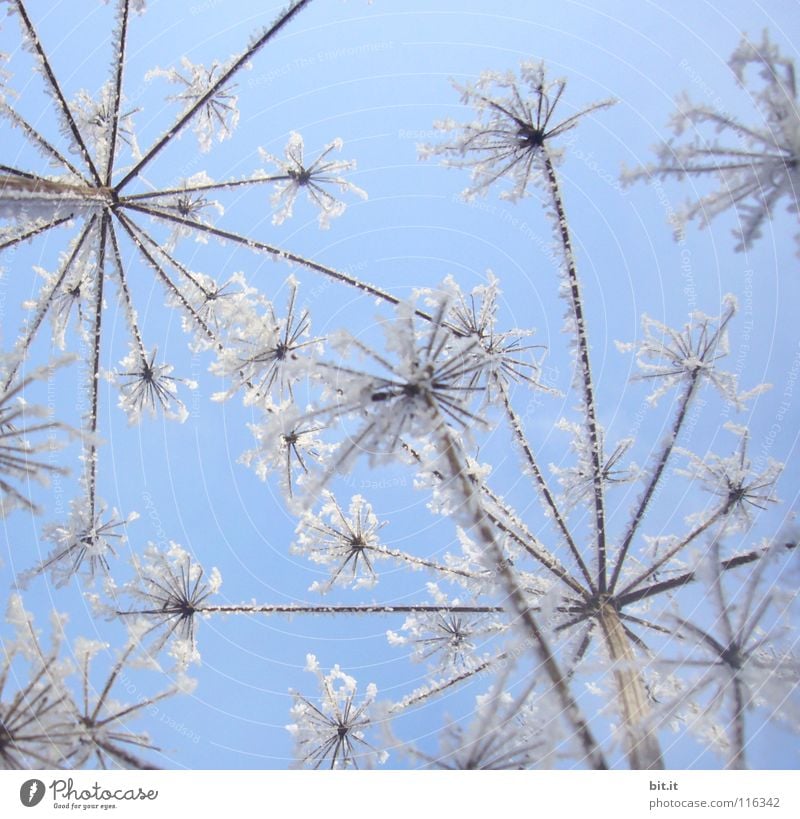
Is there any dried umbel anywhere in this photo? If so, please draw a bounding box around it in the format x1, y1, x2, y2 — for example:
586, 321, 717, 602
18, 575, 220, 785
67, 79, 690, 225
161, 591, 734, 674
624, 30, 800, 254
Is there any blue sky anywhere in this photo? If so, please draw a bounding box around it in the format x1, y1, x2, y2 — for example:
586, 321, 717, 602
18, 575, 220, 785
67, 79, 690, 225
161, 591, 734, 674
1, 0, 799, 769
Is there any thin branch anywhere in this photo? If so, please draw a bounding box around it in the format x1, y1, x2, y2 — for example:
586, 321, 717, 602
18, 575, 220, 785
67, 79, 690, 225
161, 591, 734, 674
114, 0, 316, 190
105, 0, 131, 185
121, 202, 433, 319
617, 541, 797, 607
2, 215, 97, 392
0, 101, 89, 181
12, 0, 102, 184
120, 174, 291, 201
609, 371, 701, 593
497, 377, 594, 590
0, 213, 75, 253
542, 150, 608, 592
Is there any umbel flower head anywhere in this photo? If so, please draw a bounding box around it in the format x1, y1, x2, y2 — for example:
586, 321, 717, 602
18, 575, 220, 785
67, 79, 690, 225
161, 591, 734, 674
421, 61, 615, 200
287, 654, 387, 769
624, 30, 800, 254
259, 131, 367, 228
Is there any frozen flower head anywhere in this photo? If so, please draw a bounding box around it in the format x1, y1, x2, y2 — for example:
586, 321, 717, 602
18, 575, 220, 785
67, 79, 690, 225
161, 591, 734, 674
287, 654, 387, 769
421, 61, 615, 200
676, 422, 782, 531
259, 132, 367, 228
146, 56, 239, 153
67, 638, 180, 769
442, 273, 546, 399
116, 345, 196, 424
416, 682, 553, 770
656, 540, 799, 769
309, 295, 487, 483
240, 402, 333, 499
32, 501, 133, 585
72, 82, 140, 169
117, 543, 221, 665
624, 31, 800, 253
293, 492, 387, 591
618, 294, 768, 408
211, 278, 322, 404
387, 585, 506, 672
143, 172, 224, 251
0, 598, 73, 769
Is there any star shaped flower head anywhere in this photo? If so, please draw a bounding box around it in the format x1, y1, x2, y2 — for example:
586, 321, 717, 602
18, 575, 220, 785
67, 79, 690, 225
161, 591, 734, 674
31, 500, 135, 586
624, 30, 800, 254
441, 273, 547, 401
0, 598, 73, 770
387, 586, 506, 673
64, 638, 180, 769
293, 492, 388, 592
259, 131, 367, 228
287, 654, 387, 770
116, 345, 197, 424
676, 422, 782, 532
421, 61, 615, 200
655, 540, 799, 769
617, 294, 769, 409
116, 543, 221, 666
241, 402, 334, 500
146, 56, 240, 153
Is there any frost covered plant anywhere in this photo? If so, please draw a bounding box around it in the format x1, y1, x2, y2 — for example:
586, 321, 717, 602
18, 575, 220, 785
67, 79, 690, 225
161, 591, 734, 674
676, 423, 782, 532
116, 346, 196, 424
240, 403, 332, 499
0, 0, 376, 581
0, 599, 72, 769
0, 596, 174, 770
421, 61, 614, 200
64, 638, 180, 769
116, 543, 221, 666
615, 295, 764, 408
2, 2, 798, 773
146, 56, 240, 153
293, 493, 387, 591
211, 277, 321, 404
405, 676, 558, 770
0, 359, 71, 516
32, 501, 134, 586
387, 585, 506, 672
287, 655, 386, 769
624, 30, 800, 253
259, 131, 367, 228
655, 541, 799, 770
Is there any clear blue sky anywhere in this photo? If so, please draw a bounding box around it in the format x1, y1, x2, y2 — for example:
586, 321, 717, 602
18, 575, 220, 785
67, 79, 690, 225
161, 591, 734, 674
1, 0, 798, 769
